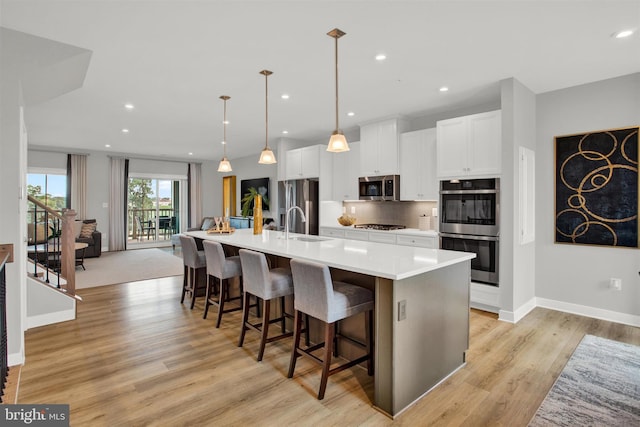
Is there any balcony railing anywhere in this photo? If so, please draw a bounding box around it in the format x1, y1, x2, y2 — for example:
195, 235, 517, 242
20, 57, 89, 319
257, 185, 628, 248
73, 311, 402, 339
128, 208, 179, 242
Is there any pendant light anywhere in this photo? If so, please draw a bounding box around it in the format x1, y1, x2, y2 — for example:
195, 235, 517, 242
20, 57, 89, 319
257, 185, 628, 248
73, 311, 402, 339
327, 28, 350, 152
258, 69, 276, 164
217, 95, 233, 172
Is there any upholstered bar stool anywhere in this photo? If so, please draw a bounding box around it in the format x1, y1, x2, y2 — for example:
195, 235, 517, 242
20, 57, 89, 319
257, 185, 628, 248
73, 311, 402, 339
238, 249, 297, 362
202, 240, 244, 328
179, 235, 207, 309
288, 258, 374, 400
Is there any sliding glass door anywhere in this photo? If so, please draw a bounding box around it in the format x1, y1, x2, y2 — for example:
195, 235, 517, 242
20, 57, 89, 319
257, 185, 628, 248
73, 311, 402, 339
128, 177, 183, 245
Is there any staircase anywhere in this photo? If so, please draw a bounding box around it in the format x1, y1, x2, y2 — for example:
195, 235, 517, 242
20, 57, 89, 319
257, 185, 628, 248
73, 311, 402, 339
26, 197, 81, 330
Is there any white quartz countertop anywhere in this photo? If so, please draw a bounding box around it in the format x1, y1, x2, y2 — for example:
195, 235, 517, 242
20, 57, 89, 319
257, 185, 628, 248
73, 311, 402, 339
185, 229, 473, 281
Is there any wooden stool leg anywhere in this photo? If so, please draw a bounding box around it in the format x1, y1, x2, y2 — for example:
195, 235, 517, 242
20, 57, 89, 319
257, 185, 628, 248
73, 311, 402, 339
190, 267, 197, 309
257, 298, 271, 362
215, 277, 225, 328
318, 321, 335, 400
280, 296, 286, 333
366, 309, 374, 376
180, 265, 188, 303
333, 322, 339, 357
238, 292, 252, 347
304, 314, 311, 347
203, 274, 212, 319
287, 310, 303, 378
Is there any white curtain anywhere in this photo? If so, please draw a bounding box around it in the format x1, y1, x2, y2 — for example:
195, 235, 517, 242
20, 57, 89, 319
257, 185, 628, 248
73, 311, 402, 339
109, 157, 128, 251
188, 162, 202, 228
68, 154, 87, 219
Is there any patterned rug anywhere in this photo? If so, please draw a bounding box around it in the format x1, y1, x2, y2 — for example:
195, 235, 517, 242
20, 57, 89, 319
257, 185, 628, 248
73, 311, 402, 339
529, 334, 640, 426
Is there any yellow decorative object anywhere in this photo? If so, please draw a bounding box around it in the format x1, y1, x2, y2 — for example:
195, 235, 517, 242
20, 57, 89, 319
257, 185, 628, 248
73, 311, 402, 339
207, 227, 235, 234
337, 215, 356, 226
253, 195, 263, 234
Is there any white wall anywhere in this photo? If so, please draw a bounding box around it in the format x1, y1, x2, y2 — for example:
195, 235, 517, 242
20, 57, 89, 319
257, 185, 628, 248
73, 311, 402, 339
499, 78, 537, 321
1, 84, 27, 365
536, 73, 640, 321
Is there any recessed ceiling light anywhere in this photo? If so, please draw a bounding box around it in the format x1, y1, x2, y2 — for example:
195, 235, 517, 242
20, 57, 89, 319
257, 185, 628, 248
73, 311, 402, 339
375, 54, 386, 61
440, 86, 449, 92
281, 94, 290, 100
347, 112, 355, 117
105, 144, 111, 148
122, 128, 129, 133
614, 29, 634, 38
223, 120, 229, 124
124, 103, 134, 110
188, 152, 193, 156
282, 130, 289, 134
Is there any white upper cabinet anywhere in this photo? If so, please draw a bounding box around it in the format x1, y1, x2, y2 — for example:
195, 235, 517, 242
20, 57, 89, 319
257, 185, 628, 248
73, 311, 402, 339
436, 110, 502, 179
400, 128, 437, 200
285, 145, 321, 180
331, 141, 360, 201
360, 118, 407, 176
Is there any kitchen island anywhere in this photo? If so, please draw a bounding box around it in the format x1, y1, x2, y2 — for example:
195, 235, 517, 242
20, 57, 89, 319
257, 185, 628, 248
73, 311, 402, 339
185, 228, 475, 418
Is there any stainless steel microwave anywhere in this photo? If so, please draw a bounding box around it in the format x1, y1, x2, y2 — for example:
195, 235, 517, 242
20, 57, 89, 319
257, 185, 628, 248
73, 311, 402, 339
358, 175, 400, 201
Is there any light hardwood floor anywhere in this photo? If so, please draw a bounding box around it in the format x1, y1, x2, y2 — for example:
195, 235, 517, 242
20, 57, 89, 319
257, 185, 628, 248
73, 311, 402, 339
16, 276, 640, 426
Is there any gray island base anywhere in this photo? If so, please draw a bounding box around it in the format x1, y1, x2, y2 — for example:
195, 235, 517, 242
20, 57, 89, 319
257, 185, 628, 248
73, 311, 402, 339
186, 229, 474, 417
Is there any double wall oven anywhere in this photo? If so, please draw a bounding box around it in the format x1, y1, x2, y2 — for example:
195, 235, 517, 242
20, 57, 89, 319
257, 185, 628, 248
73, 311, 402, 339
439, 178, 500, 286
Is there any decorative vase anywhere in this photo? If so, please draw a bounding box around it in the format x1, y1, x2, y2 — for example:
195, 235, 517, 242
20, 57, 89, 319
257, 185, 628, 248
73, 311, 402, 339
253, 195, 263, 235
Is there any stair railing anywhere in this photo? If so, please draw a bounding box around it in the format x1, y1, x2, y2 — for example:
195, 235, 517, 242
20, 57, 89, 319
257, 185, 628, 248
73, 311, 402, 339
27, 196, 77, 296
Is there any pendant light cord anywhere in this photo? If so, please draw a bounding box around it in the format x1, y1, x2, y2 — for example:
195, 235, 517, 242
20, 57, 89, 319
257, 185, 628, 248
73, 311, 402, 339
223, 98, 227, 157
335, 35, 339, 131
265, 72, 269, 149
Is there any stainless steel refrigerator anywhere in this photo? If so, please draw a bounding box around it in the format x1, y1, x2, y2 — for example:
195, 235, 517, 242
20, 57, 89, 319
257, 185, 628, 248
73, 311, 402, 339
278, 179, 319, 235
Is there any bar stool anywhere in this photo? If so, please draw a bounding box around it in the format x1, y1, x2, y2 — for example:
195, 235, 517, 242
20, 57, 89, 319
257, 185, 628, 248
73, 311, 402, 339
238, 249, 297, 361
179, 235, 206, 309
202, 240, 244, 328
288, 258, 374, 400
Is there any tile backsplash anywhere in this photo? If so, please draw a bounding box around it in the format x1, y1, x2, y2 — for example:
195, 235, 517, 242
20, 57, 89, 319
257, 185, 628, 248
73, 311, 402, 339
342, 201, 438, 230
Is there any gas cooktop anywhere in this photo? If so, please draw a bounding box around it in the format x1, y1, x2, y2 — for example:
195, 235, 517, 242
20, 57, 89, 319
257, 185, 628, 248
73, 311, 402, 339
353, 224, 407, 231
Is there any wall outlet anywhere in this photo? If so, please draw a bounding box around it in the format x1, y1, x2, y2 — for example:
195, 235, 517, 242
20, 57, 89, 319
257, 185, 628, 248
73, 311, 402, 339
398, 300, 407, 321
610, 278, 622, 291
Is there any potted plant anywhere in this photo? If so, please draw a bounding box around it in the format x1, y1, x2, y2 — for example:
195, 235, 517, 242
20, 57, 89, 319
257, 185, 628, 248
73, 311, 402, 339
241, 187, 269, 217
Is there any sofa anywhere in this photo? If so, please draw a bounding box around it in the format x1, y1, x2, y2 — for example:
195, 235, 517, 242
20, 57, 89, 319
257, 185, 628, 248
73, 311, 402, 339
75, 219, 102, 258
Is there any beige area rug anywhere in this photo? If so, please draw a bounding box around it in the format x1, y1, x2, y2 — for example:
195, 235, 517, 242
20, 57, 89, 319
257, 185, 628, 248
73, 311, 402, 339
76, 248, 183, 288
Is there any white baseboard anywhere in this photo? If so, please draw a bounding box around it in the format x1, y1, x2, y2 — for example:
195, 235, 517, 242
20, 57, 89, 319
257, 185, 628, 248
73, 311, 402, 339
26, 308, 76, 329
536, 297, 640, 328
9, 351, 24, 367
499, 297, 536, 323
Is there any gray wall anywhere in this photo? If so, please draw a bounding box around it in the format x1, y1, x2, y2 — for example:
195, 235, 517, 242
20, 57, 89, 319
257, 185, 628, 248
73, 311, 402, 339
536, 73, 640, 317
500, 78, 537, 317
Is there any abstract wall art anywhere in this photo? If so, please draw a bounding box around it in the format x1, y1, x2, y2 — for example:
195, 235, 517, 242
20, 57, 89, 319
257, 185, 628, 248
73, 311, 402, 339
555, 126, 638, 248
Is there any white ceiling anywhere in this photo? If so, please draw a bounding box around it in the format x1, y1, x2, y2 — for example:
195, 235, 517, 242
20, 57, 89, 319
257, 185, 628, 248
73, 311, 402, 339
2, 1, 639, 162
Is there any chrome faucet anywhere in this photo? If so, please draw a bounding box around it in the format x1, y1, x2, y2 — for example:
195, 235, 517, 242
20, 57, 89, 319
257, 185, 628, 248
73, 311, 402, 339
285, 206, 306, 240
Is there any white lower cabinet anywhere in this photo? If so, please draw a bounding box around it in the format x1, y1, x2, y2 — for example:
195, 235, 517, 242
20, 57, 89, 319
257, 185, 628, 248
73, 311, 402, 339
395, 234, 436, 249
470, 282, 500, 313
319, 227, 346, 238
344, 229, 369, 241
319, 227, 436, 248
368, 231, 397, 244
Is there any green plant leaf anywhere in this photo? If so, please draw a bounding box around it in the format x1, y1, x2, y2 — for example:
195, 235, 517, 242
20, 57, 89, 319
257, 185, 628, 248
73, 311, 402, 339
241, 187, 269, 217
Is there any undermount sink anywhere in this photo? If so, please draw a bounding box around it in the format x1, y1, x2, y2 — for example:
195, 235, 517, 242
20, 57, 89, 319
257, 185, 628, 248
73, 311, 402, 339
291, 236, 330, 242
277, 235, 330, 242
